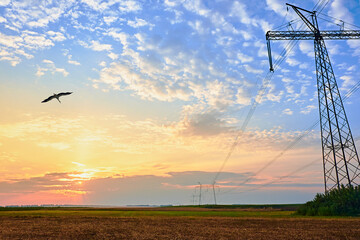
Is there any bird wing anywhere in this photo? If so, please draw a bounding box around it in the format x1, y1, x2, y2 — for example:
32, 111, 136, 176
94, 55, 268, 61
58, 92, 73, 97
41, 95, 55, 103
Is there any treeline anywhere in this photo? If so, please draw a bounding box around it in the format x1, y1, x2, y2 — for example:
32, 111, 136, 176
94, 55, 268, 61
296, 185, 360, 216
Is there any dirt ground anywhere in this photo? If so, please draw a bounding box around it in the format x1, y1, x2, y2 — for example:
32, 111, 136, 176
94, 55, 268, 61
1, 216, 360, 240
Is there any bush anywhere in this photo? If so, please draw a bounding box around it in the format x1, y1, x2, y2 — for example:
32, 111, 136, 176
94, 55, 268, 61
296, 185, 360, 216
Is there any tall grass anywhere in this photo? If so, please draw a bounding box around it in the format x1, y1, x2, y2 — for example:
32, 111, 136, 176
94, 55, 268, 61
296, 185, 360, 216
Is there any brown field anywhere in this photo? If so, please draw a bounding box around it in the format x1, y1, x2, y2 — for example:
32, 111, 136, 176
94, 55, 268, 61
0, 208, 360, 239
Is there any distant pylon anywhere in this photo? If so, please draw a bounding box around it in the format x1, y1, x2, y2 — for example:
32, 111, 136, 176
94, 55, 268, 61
266, 3, 360, 192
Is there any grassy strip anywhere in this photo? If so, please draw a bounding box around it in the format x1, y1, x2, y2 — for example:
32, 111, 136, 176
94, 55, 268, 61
0, 209, 294, 218
176, 204, 302, 210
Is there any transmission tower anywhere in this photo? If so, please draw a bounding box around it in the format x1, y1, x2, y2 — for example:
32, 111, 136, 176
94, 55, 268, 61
266, 3, 360, 193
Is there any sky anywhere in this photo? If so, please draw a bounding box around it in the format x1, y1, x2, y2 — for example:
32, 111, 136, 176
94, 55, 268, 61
1, 0, 360, 206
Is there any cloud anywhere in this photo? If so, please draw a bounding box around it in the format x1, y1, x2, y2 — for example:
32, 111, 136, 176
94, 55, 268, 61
299, 41, 313, 57
106, 30, 129, 48
119, 0, 142, 13
230, 1, 253, 25
237, 52, 253, 63
0, 168, 322, 205
0, 16, 7, 23
188, 20, 209, 35
328, 0, 353, 26
236, 88, 251, 106
0, 30, 58, 65
0, 32, 23, 48
103, 16, 118, 25
4, 1, 74, 29
339, 75, 355, 91
243, 64, 263, 74
177, 111, 234, 137
23, 33, 54, 49
0, 0, 10, 6
230, 1, 272, 32
79, 40, 112, 52
68, 60, 81, 65
127, 18, 154, 29
182, 0, 211, 17
285, 57, 300, 67
265, 0, 287, 16
300, 105, 316, 115
282, 108, 293, 115
347, 40, 360, 56
47, 31, 66, 42
36, 59, 69, 77
108, 52, 118, 60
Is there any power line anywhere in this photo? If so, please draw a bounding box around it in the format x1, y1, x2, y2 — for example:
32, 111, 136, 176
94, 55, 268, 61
224, 158, 320, 195
224, 135, 360, 196
318, 12, 360, 30
220, 74, 360, 195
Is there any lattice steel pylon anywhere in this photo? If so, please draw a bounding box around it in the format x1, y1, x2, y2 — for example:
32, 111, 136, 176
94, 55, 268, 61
266, 3, 360, 193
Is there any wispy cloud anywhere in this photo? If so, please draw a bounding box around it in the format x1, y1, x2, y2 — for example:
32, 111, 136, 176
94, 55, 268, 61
79, 40, 112, 52
36, 59, 69, 77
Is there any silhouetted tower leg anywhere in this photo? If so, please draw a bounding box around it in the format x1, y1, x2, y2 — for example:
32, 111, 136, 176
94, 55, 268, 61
314, 37, 360, 192
266, 3, 360, 193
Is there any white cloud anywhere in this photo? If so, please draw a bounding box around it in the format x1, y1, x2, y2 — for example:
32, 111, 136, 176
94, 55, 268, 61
299, 41, 313, 57
107, 30, 129, 48
230, 1, 253, 25
164, 0, 179, 7
37, 59, 69, 77
340, 75, 355, 91
286, 57, 300, 67
328, 0, 353, 26
0, 0, 10, 6
92, 62, 192, 101
347, 40, 360, 56
0, 32, 23, 48
266, 0, 287, 16
22, 33, 54, 49
300, 105, 316, 115
103, 16, 118, 25
188, 20, 208, 35
347, 65, 356, 72
236, 88, 251, 106
283, 108, 293, 115
230, 1, 272, 33
262, 82, 283, 103
177, 111, 233, 137
6, 1, 74, 29
0, 16, 7, 23
47, 31, 66, 42
81, 0, 111, 11
243, 64, 263, 74
127, 18, 154, 29
68, 60, 81, 66
79, 40, 112, 51
108, 52, 118, 60
237, 52, 253, 63
119, 0, 142, 13
240, 30, 253, 41
182, 0, 210, 17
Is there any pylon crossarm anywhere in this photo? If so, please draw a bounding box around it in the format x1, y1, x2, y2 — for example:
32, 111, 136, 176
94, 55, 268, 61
266, 30, 360, 40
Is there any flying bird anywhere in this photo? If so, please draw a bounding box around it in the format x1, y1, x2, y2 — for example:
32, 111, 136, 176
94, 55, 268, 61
41, 92, 73, 103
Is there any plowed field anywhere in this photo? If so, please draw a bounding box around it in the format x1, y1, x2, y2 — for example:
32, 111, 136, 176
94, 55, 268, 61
0, 208, 359, 239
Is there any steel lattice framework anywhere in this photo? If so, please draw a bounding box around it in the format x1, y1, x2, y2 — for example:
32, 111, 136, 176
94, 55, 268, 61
266, 4, 360, 192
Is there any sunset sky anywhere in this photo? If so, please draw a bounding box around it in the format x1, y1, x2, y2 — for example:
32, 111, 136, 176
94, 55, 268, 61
1, 0, 360, 206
